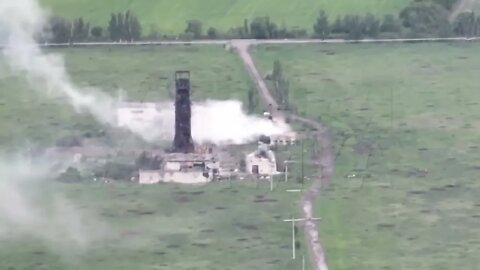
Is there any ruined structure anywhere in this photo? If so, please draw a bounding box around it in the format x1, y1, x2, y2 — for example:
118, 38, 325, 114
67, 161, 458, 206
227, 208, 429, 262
246, 135, 278, 176
172, 71, 195, 153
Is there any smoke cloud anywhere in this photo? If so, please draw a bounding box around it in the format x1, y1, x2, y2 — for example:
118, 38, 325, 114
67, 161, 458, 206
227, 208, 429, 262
118, 100, 291, 144
0, 154, 108, 255
0, 0, 290, 145
0, 0, 116, 124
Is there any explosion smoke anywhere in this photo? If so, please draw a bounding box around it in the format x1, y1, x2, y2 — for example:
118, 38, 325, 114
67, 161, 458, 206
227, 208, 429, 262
0, 154, 109, 254
118, 100, 291, 144
0, 0, 290, 145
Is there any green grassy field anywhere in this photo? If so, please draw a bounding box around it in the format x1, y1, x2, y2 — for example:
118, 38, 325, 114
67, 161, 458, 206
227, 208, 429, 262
0, 179, 314, 270
252, 42, 480, 269
40, 0, 409, 33
0, 45, 251, 148
0, 45, 318, 269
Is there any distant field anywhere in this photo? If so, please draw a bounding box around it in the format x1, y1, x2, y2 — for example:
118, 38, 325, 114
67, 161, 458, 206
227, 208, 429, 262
0, 45, 251, 148
40, 0, 410, 33
252, 42, 480, 269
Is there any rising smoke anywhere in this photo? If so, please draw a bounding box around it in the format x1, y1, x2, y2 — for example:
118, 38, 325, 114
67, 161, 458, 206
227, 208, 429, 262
0, 0, 290, 145
119, 100, 290, 144
0, 0, 117, 124
0, 154, 109, 255
0, 0, 291, 257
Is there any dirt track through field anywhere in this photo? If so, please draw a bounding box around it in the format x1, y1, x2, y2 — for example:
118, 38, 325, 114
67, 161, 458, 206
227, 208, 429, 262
232, 40, 333, 270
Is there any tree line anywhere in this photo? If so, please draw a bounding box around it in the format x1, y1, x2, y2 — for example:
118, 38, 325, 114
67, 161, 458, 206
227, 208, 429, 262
46, 0, 480, 43
47, 10, 142, 43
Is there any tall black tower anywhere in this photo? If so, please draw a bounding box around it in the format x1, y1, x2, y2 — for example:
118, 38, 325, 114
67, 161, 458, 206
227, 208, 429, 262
172, 71, 195, 153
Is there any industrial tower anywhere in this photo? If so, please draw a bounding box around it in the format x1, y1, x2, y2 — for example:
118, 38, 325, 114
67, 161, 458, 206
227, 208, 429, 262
172, 71, 195, 153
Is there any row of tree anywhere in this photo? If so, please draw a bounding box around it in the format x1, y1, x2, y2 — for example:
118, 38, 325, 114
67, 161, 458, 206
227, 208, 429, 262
48, 11, 142, 43
47, 0, 480, 43
270, 60, 290, 110
108, 11, 142, 41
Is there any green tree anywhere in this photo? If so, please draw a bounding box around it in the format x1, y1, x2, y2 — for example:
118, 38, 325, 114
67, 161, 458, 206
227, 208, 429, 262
331, 16, 346, 34
108, 13, 119, 41
454, 11, 476, 36
313, 10, 330, 39
49, 16, 72, 43
123, 10, 132, 41
117, 12, 125, 40
344, 15, 364, 39
399, 1, 451, 36
207, 27, 218, 39
363, 13, 380, 37
130, 15, 142, 40
250, 17, 278, 39
91, 26, 103, 38
102, 162, 134, 180
244, 19, 249, 35
57, 167, 83, 183
185, 20, 203, 38
380, 14, 400, 32
72, 17, 89, 41
271, 60, 290, 109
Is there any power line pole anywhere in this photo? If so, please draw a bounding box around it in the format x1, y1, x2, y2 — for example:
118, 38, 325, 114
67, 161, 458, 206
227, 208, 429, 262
283, 217, 321, 259
301, 139, 305, 185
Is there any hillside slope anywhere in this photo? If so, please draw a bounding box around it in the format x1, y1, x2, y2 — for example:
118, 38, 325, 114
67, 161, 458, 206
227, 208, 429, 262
40, 0, 409, 33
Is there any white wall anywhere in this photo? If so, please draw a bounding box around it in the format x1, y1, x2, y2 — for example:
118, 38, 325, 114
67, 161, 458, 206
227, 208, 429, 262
246, 153, 277, 175
139, 170, 162, 184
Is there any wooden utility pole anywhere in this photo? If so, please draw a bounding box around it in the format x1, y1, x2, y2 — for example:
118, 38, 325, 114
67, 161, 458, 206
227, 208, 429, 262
301, 139, 305, 185
283, 217, 321, 259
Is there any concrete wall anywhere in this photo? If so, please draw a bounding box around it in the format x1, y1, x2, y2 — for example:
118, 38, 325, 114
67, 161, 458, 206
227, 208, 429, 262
139, 170, 210, 184
246, 152, 277, 175
139, 170, 162, 184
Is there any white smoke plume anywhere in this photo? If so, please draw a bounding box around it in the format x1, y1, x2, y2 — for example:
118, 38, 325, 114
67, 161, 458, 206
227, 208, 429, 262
0, 0, 290, 145
0, 0, 116, 124
118, 100, 291, 144
0, 154, 109, 255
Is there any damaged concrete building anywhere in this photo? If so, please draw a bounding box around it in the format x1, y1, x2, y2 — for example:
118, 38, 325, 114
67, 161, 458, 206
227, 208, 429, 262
245, 135, 278, 176
132, 71, 233, 184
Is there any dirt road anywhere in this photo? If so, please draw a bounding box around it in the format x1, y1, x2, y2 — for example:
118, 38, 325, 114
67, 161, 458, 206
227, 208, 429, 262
232, 40, 333, 270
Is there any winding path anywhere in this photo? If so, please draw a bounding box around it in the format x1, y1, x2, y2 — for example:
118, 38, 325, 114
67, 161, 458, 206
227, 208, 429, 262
231, 40, 333, 270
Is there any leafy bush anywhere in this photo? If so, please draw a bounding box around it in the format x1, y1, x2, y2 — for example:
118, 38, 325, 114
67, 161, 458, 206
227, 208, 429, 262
57, 167, 83, 183
400, 1, 451, 37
